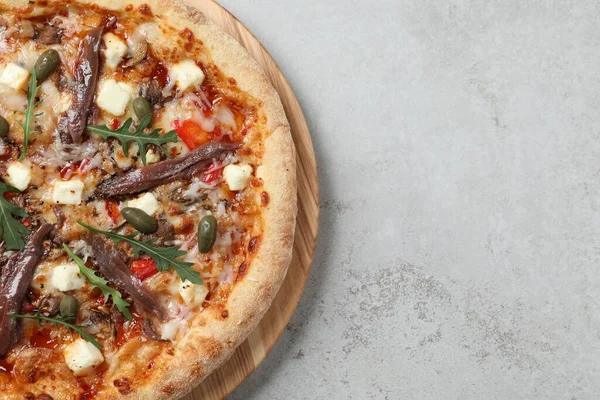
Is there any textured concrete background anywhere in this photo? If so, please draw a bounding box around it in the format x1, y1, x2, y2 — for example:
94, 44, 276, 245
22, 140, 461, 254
221, 1, 600, 399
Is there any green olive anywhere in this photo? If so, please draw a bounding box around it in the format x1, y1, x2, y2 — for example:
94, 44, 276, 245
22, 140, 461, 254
34, 49, 60, 82
0, 116, 9, 138
60, 295, 79, 318
198, 215, 217, 253
122, 207, 158, 234
133, 97, 152, 122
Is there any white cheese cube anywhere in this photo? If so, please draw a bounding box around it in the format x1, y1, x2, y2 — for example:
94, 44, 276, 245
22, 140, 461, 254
53, 179, 84, 205
97, 79, 132, 116
223, 164, 253, 191
0, 63, 30, 91
179, 280, 208, 306
63, 338, 104, 376
127, 192, 159, 216
51, 262, 85, 291
102, 33, 127, 70
170, 60, 205, 92
145, 149, 161, 164
4, 162, 31, 191
160, 321, 180, 341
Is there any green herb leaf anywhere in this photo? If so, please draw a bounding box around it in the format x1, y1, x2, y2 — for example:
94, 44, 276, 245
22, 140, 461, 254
87, 114, 178, 165
78, 221, 202, 284
63, 244, 132, 320
0, 183, 29, 250
18, 67, 41, 160
8, 312, 101, 350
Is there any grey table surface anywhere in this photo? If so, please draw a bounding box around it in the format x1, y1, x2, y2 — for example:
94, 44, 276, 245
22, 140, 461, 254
221, 1, 600, 399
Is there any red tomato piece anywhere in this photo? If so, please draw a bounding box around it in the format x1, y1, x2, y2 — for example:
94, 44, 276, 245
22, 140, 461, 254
152, 63, 169, 87
173, 119, 211, 150
202, 162, 223, 184
130, 258, 159, 280
21, 302, 35, 313
105, 200, 121, 223
110, 118, 121, 130
60, 161, 81, 180
79, 158, 92, 172
210, 127, 223, 141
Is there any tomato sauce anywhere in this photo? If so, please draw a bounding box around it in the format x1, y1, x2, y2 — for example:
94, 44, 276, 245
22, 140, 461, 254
0, 358, 13, 374
29, 327, 59, 350
114, 313, 145, 348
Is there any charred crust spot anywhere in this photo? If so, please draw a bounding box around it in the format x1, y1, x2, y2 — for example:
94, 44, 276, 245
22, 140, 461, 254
191, 361, 204, 377
113, 378, 132, 395
27, 370, 37, 383
178, 216, 195, 235
228, 77, 237, 85
139, 4, 152, 15
237, 261, 248, 281
166, 348, 175, 356
261, 191, 270, 206
162, 383, 176, 395
238, 147, 253, 157
199, 337, 223, 359
179, 28, 195, 51
24, 394, 35, 400
248, 236, 261, 253
221, 310, 229, 319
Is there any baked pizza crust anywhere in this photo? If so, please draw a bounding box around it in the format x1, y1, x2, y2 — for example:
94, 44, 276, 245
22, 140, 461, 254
0, 0, 297, 398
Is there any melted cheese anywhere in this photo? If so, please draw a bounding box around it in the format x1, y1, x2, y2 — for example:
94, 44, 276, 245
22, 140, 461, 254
0, 63, 30, 90
53, 179, 84, 205
170, 60, 205, 92
97, 79, 132, 116
4, 161, 31, 191
63, 339, 104, 376
40, 80, 72, 114
0, 83, 27, 112
51, 262, 85, 291
103, 33, 127, 70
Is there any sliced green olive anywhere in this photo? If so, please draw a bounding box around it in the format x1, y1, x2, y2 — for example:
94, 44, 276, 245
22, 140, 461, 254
0, 116, 9, 138
60, 295, 79, 318
122, 207, 158, 234
198, 215, 217, 253
34, 49, 60, 82
133, 97, 152, 122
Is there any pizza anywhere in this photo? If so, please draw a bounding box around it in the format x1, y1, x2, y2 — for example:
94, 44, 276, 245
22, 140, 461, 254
0, 0, 296, 398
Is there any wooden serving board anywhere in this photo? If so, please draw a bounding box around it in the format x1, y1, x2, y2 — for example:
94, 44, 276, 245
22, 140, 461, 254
179, 1, 319, 399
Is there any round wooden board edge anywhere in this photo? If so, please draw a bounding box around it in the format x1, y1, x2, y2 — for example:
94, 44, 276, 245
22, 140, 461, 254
179, 1, 319, 399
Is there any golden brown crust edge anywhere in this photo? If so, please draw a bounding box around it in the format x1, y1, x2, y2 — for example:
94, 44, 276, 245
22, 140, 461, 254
0, 0, 297, 398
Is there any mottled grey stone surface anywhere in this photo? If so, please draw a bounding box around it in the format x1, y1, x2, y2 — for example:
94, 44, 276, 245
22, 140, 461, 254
221, 1, 600, 399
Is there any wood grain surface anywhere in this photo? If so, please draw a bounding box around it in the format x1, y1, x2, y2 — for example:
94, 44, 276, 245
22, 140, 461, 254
179, 1, 319, 399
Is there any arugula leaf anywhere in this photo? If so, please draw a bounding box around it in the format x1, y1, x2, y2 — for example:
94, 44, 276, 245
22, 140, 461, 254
9, 312, 101, 350
0, 183, 29, 250
18, 67, 42, 160
63, 244, 132, 320
87, 114, 178, 165
78, 221, 202, 284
